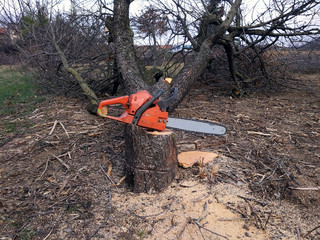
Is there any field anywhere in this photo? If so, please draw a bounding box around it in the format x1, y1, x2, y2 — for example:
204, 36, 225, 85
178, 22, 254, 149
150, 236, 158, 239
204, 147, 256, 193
0, 66, 42, 133
0, 66, 319, 239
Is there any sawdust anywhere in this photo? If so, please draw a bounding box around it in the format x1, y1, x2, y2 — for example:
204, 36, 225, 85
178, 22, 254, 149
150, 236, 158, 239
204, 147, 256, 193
109, 180, 271, 240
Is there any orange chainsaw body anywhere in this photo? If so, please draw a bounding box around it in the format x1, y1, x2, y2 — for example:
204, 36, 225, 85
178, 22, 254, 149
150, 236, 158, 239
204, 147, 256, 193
97, 90, 168, 131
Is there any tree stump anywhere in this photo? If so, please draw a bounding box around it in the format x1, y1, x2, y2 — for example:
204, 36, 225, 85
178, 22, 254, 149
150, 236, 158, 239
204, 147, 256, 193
125, 124, 178, 193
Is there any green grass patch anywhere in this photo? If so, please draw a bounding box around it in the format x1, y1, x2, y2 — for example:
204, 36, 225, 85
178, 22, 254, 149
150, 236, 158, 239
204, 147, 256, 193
0, 66, 42, 116
3, 121, 18, 133
0, 66, 44, 134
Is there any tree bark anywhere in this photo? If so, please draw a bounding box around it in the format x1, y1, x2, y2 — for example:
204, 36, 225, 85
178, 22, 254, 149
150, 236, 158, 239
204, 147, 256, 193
113, 0, 147, 94
125, 124, 178, 193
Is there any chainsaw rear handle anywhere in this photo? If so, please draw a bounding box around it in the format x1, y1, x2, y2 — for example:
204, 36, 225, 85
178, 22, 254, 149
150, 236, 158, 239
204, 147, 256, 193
132, 89, 164, 124
98, 95, 129, 109
97, 95, 133, 123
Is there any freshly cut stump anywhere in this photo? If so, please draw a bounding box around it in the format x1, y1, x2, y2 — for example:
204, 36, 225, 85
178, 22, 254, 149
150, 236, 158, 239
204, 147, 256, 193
125, 124, 178, 193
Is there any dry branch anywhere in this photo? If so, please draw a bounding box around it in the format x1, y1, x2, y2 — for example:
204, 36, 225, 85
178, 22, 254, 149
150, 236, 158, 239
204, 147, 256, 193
247, 131, 272, 137
59, 122, 70, 138
52, 38, 99, 105
49, 120, 58, 135
51, 154, 70, 170
304, 225, 320, 238
289, 186, 320, 191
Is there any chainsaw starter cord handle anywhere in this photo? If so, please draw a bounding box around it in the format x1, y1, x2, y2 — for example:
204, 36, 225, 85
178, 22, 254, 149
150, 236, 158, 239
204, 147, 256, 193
132, 89, 164, 124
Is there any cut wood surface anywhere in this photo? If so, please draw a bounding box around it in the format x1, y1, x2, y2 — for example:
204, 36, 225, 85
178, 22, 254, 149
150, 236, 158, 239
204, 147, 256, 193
164, 77, 173, 85
178, 151, 220, 168
148, 129, 173, 135
125, 124, 178, 193
99, 106, 108, 117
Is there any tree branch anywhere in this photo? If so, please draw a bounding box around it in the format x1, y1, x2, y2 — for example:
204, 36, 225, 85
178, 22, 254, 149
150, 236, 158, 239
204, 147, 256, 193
52, 35, 99, 105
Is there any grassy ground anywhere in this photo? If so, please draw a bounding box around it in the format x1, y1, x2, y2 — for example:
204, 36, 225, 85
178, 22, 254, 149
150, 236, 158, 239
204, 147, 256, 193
0, 65, 42, 133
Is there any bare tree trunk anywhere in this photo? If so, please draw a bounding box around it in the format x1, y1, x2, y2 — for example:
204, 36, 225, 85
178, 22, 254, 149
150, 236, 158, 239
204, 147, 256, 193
165, 0, 243, 111
113, 0, 147, 94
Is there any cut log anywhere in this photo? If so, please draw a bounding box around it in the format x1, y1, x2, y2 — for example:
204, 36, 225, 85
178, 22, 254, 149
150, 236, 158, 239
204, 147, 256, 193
178, 151, 220, 168
125, 124, 178, 193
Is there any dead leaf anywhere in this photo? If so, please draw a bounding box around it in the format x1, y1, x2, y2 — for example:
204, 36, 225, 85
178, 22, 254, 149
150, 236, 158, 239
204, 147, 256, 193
102, 153, 107, 165
107, 162, 112, 177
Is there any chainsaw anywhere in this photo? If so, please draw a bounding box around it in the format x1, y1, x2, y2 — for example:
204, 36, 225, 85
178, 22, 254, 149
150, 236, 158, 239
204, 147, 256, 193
97, 88, 226, 135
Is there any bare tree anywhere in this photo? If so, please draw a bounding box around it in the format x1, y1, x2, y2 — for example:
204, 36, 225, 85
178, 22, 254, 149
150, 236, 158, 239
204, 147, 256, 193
0, 0, 115, 106
132, 6, 169, 68
1, 0, 319, 106
109, 0, 319, 104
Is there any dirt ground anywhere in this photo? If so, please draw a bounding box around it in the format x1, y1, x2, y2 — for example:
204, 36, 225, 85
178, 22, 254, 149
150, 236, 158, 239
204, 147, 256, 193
0, 73, 319, 239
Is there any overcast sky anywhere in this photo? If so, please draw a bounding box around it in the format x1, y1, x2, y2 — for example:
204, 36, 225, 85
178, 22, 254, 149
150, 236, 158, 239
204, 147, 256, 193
13, 0, 318, 46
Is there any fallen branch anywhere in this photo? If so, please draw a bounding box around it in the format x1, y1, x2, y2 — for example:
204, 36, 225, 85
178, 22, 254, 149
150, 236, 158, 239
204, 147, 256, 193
99, 164, 116, 186
43, 228, 54, 240
187, 217, 229, 240
247, 131, 272, 137
86, 208, 110, 240
87, 162, 113, 240
59, 122, 70, 138
289, 186, 320, 191
106, 176, 126, 190
49, 120, 58, 135
131, 210, 166, 219
242, 197, 265, 229
39, 158, 50, 178
304, 225, 320, 238
52, 154, 70, 170
296, 227, 301, 240
237, 195, 267, 207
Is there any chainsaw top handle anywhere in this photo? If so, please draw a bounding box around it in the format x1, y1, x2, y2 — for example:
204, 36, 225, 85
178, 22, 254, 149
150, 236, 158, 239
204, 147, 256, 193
157, 87, 178, 112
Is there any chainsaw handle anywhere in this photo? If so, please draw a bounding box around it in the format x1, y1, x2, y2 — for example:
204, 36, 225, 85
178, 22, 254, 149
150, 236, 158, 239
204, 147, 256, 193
98, 95, 129, 111
132, 89, 164, 124
97, 95, 131, 121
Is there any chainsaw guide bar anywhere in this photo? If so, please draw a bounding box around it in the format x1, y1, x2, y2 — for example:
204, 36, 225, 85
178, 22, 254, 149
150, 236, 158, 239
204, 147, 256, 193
166, 117, 227, 135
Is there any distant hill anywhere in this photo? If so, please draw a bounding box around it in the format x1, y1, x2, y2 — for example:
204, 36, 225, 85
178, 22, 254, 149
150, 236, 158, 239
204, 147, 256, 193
300, 38, 320, 50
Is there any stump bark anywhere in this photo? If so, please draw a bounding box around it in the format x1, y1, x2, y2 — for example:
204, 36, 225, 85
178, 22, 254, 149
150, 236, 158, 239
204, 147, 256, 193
125, 124, 178, 193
